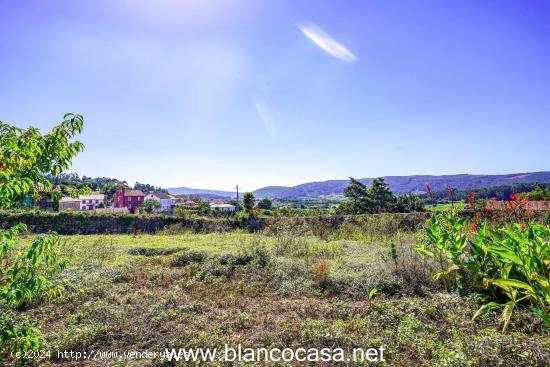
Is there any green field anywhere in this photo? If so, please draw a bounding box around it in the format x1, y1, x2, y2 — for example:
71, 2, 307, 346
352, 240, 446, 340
12, 226, 549, 366
426, 202, 467, 212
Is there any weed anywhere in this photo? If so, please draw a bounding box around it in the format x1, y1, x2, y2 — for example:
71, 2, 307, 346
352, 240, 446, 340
171, 250, 209, 267
128, 246, 185, 256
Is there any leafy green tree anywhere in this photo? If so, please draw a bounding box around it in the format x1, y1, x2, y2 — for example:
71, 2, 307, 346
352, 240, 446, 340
0, 114, 86, 206
0, 113, 88, 358
134, 182, 168, 194
138, 199, 161, 213
196, 200, 211, 215
243, 192, 256, 213
174, 205, 194, 219
521, 182, 550, 201
395, 194, 425, 212
343, 177, 368, 214
101, 182, 128, 199
334, 201, 354, 215
257, 198, 272, 210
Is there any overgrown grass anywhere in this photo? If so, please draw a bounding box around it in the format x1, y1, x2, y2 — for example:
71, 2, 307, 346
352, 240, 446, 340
8, 226, 549, 366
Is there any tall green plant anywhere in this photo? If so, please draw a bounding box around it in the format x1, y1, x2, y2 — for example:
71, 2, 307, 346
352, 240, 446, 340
0, 113, 87, 359
471, 223, 550, 330
414, 212, 467, 292
415, 210, 550, 331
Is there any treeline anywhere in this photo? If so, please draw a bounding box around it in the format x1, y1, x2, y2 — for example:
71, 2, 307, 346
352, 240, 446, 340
272, 197, 345, 209
420, 182, 550, 203
44, 173, 167, 198
337, 177, 425, 214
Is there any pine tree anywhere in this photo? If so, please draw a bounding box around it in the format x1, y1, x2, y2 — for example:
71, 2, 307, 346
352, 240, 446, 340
366, 177, 396, 213
343, 177, 368, 214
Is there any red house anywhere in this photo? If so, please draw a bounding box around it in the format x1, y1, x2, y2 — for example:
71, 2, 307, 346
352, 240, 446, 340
113, 189, 145, 213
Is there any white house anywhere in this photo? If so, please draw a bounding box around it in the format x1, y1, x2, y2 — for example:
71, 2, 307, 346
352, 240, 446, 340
79, 194, 106, 210
209, 202, 236, 212
59, 197, 81, 210
145, 192, 176, 212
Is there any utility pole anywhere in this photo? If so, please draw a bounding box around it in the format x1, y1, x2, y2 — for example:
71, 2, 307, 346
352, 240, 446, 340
235, 185, 239, 210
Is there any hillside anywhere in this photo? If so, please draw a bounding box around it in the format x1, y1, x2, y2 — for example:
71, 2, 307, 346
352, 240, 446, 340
167, 186, 234, 199
169, 171, 550, 199
254, 172, 550, 198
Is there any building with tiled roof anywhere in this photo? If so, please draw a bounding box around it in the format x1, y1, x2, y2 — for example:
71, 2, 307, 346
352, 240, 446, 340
145, 192, 176, 212
113, 188, 145, 213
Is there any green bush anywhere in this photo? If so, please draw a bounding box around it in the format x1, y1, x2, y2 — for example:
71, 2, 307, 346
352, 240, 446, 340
128, 247, 185, 257
171, 250, 209, 267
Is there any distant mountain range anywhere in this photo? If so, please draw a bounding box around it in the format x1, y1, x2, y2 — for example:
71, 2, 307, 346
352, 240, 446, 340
166, 187, 235, 199
168, 171, 550, 199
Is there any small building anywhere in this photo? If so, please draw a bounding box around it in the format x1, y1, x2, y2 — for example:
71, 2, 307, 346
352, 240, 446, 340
144, 192, 177, 212
79, 194, 106, 210
59, 197, 81, 211
113, 189, 145, 213
183, 200, 197, 208
209, 202, 236, 212
175, 198, 198, 208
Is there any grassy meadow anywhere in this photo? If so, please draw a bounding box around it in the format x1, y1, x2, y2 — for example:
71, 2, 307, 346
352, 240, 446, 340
13, 219, 550, 366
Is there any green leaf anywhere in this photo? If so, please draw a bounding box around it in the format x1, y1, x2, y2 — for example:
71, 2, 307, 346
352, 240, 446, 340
473, 302, 504, 321
369, 288, 378, 300
501, 302, 515, 331
530, 307, 550, 326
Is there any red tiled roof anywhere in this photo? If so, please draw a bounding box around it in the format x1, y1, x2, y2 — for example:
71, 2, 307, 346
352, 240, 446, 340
124, 189, 144, 197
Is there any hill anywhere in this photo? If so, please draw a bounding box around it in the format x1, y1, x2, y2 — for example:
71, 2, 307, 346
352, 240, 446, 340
168, 171, 550, 199
254, 172, 550, 198
166, 186, 234, 199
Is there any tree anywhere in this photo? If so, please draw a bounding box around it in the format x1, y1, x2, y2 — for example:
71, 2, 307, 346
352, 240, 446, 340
1, 113, 88, 357
196, 200, 211, 215
257, 198, 272, 210
138, 199, 161, 213
0, 114, 87, 207
134, 182, 167, 194
521, 182, 550, 201
101, 182, 128, 199
343, 177, 368, 214
243, 192, 255, 213
174, 205, 194, 219
366, 177, 396, 213
395, 194, 425, 213
227, 199, 241, 211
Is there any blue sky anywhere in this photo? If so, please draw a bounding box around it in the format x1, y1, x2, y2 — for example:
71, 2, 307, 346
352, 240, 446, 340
1, 0, 549, 191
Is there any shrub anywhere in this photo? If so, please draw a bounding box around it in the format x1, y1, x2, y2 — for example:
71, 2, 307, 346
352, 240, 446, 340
171, 250, 209, 267
269, 224, 342, 261
181, 245, 272, 281
384, 244, 438, 296
235, 240, 271, 269
128, 247, 185, 257
310, 259, 331, 285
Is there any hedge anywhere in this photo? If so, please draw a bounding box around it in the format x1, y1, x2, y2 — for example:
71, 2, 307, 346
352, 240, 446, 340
0, 210, 430, 235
